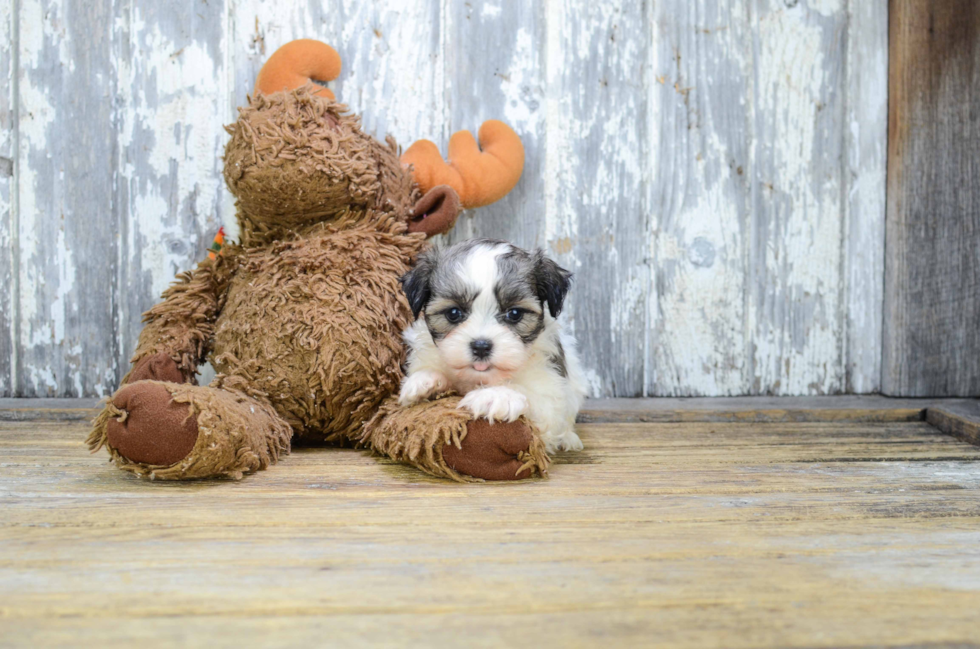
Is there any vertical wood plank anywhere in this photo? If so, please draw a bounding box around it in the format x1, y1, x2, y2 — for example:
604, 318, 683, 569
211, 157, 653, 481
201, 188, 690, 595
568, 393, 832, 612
746, 0, 848, 395
114, 0, 232, 380
443, 2, 546, 249
646, 1, 753, 396
0, 0, 13, 396
883, 0, 980, 396
230, 0, 444, 165
546, 0, 649, 397
17, 0, 118, 396
843, 0, 888, 394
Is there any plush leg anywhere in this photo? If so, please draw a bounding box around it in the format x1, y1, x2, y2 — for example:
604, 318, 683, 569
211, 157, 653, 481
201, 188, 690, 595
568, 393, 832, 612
87, 381, 292, 480
363, 395, 550, 482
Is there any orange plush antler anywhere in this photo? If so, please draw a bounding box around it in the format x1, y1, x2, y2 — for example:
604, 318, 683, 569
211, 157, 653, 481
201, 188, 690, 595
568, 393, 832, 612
254, 39, 341, 100
401, 121, 525, 209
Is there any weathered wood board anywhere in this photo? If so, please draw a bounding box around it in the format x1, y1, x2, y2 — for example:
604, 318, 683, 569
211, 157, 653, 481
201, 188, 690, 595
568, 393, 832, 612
845, 0, 889, 394
747, 1, 849, 396
16, 0, 120, 397
2, 396, 979, 439
2, 414, 980, 647
5, 0, 891, 397
1, 0, 14, 397
114, 0, 233, 385
883, 0, 980, 397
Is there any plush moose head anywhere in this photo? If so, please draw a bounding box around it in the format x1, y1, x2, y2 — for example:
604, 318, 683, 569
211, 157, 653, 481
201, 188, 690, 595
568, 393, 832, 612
222, 39, 525, 246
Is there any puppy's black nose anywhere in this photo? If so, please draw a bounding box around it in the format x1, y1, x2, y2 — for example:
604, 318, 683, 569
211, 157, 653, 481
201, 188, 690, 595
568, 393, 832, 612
470, 339, 493, 359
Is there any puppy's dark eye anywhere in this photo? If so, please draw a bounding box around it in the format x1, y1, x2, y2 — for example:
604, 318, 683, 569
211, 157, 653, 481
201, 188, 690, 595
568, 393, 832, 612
504, 308, 524, 323
444, 307, 465, 324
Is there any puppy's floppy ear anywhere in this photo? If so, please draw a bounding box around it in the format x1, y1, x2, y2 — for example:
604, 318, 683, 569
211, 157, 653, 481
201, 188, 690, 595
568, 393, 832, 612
400, 249, 439, 319
533, 251, 573, 318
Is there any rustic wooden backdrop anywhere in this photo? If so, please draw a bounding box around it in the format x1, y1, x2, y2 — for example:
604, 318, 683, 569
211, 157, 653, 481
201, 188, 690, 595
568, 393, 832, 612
1, 0, 894, 398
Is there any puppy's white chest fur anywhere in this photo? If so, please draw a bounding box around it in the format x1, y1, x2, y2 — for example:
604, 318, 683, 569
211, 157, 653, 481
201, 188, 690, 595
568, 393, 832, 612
398, 240, 587, 454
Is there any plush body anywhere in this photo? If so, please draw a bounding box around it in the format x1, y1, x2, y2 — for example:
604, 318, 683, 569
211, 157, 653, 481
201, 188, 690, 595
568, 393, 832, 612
399, 240, 587, 453
87, 41, 550, 482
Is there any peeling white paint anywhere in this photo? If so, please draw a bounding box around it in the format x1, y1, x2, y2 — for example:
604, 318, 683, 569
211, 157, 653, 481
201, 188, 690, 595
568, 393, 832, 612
481, 3, 502, 20
500, 28, 537, 129
652, 179, 747, 396
843, 0, 887, 393
809, 0, 844, 18
115, 5, 232, 371
5, 0, 889, 397
49, 226, 74, 344
17, 55, 59, 347
0, 0, 14, 394
749, 2, 846, 395
19, 0, 68, 69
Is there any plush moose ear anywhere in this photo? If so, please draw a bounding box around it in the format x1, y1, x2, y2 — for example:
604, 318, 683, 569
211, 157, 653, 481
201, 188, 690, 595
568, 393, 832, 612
534, 252, 573, 318
254, 40, 342, 100
400, 250, 440, 319
408, 186, 461, 237
401, 120, 525, 209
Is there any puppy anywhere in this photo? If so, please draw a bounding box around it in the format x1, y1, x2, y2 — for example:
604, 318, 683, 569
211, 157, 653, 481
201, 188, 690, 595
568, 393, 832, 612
398, 239, 586, 453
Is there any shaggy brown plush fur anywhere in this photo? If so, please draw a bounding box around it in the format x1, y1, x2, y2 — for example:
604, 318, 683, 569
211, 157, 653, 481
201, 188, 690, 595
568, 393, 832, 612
364, 396, 549, 482
224, 89, 417, 246
89, 381, 291, 480
88, 86, 547, 482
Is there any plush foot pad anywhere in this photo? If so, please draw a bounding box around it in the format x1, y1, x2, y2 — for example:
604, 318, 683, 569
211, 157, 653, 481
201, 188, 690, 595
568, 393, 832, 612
364, 395, 550, 482
105, 382, 199, 466
89, 382, 293, 480
444, 418, 538, 481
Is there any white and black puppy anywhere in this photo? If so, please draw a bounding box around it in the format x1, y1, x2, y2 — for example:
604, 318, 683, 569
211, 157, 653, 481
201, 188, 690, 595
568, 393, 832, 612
398, 239, 586, 453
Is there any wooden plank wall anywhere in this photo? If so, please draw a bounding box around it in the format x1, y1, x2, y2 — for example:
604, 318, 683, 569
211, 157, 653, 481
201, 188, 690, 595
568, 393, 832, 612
883, 0, 980, 397
2, 0, 890, 398
0, 0, 13, 396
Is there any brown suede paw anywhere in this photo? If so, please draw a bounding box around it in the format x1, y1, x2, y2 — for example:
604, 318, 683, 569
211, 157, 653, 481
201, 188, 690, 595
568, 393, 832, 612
126, 352, 192, 385
105, 382, 199, 466
443, 419, 536, 481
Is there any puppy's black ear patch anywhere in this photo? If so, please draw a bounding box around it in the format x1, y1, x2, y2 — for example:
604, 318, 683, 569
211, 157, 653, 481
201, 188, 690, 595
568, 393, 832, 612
400, 250, 438, 319
534, 251, 573, 318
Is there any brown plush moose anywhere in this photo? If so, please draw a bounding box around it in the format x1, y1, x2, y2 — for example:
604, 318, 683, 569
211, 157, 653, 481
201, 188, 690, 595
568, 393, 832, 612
87, 40, 550, 481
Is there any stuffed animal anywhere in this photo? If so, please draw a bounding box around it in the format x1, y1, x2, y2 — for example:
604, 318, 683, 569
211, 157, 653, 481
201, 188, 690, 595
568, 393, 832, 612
87, 39, 550, 482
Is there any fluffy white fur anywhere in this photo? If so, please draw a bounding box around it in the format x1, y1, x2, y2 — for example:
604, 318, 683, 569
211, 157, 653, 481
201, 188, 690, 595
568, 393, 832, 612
399, 242, 587, 453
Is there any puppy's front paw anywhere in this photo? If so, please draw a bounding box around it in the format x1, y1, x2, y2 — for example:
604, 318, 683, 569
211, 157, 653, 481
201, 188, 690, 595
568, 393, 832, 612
458, 387, 528, 424
399, 371, 450, 407
553, 430, 584, 453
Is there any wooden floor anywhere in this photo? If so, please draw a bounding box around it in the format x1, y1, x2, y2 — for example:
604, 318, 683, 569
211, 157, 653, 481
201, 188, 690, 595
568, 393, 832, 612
2, 399, 980, 648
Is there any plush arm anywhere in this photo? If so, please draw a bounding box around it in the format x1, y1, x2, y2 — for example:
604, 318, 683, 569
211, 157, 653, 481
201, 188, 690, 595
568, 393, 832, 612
124, 250, 239, 384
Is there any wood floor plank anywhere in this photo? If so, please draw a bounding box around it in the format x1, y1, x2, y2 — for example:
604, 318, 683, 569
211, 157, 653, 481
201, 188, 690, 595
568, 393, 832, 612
1, 415, 979, 647
2, 395, 977, 425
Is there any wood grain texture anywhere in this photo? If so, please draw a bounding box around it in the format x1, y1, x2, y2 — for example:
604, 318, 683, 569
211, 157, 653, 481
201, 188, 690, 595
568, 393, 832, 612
2, 394, 977, 425
17, 0, 119, 396
648, 0, 753, 396
4, 1, 894, 397
844, 0, 888, 394
883, 0, 980, 397
647, 0, 887, 397
114, 0, 232, 378
444, 0, 546, 249
926, 401, 980, 447
747, 0, 848, 396
0, 0, 13, 396
547, 0, 649, 397
2, 416, 980, 647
